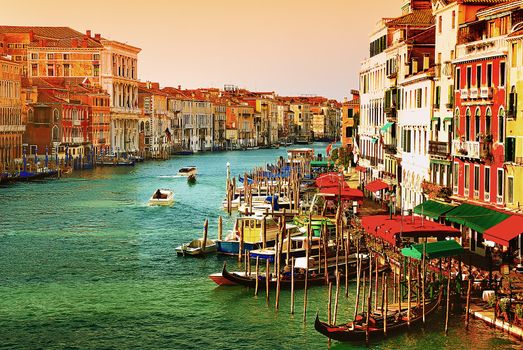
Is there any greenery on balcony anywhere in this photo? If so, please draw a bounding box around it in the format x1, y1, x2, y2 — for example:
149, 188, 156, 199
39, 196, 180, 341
421, 181, 452, 201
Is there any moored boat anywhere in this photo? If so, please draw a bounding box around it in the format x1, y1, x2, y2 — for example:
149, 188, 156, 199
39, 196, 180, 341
176, 238, 217, 256
187, 174, 196, 184
148, 188, 174, 206
314, 287, 443, 342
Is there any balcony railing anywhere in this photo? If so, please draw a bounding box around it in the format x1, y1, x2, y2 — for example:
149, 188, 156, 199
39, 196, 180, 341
461, 89, 469, 100
452, 139, 480, 159
469, 88, 479, 99
71, 137, 83, 144
428, 141, 450, 157
73, 119, 81, 126
480, 87, 493, 99
385, 107, 397, 122
456, 35, 507, 60
384, 143, 397, 155
98, 138, 106, 144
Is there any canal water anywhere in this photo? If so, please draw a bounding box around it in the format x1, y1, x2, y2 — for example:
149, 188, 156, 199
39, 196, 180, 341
0, 144, 520, 349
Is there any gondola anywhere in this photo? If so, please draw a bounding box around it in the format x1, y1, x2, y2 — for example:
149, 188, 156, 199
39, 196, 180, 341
217, 260, 386, 290
314, 286, 443, 342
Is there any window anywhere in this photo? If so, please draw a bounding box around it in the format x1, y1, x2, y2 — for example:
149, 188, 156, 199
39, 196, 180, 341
475, 108, 481, 140
452, 11, 456, 29
508, 86, 517, 118
30, 53, 38, 60
507, 177, 514, 204
435, 86, 441, 107
465, 108, 471, 141
488, 21, 496, 38
464, 164, 470, 191
63, 64, 70, 76
31, 64, 38, 76
93, 64, 100, 76
486, 108, 492, 135
466, 67, 472, 89
484, 167, 490, 194
476, 65, 482, 89
512, 43, 518, 68
505, 136, 516, 162
93, 53, 100, 61
453, 163, 459, 189
47, 64, 54, 76
500, 62, 505, 87
498, 108, 505, 142
474, 165, 480, 192
47, 53, 54, 60
454, 108, 460, 137
497, 168, 504, 198
500, 16, 509, 35
456, 67, 461, 89
487, 63, 492, 87
63, 53, 70, 60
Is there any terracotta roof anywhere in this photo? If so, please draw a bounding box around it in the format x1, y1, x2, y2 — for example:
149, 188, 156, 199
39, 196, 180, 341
460, 0, 509, 3
0, 26, 103, 48
386, 9, 434, 27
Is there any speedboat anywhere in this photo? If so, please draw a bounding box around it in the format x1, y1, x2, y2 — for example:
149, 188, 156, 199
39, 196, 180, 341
176, 238, 217, 256
148, 189, 174, 206
178, 166, 197, 177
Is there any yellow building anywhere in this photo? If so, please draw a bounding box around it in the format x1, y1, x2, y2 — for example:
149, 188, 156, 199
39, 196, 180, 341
506, 29, 523, 210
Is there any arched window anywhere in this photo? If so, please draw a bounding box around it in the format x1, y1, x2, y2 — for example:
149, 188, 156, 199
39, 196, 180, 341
498, 107, 505, 143
52, 125, 60, 142
53, 108, 60, 123
465, 108, 471, 141
28, 109, 34, 122
485, 107, 492, 135
475, 108, 481, 140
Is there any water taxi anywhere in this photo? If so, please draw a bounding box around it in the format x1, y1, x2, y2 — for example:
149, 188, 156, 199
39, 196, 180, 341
178, 166, 197, 177
148, 189, 174, 206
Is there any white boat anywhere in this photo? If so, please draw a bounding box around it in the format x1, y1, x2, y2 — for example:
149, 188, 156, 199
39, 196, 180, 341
222, 194, 269, 209
178, 166, 197, 177
176, 238, 217, 256
148, 189, 174, 206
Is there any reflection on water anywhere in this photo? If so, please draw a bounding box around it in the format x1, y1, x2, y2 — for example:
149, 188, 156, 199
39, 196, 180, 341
0, 144, 520, 349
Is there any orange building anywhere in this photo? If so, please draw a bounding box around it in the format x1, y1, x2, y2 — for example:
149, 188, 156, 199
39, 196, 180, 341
0, 56, 23, 169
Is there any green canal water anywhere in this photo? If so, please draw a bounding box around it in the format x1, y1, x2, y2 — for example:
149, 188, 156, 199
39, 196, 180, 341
0, 144, 520, 349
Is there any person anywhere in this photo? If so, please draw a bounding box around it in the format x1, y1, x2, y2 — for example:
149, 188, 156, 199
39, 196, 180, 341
154, 189, 162, 199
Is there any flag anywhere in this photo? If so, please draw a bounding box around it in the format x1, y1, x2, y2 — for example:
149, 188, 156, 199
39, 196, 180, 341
326, 143, 333, 156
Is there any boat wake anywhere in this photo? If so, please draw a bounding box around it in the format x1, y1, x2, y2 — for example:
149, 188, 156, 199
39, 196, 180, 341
157, 175, 184, 179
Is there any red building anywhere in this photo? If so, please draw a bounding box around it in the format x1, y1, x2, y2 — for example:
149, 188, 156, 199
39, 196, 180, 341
452, 7, 508, 209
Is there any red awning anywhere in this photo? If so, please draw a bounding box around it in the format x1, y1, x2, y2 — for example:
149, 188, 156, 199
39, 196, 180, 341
319, 187, 363, 202
315, 173, 347, 189
361, 215, 460, 246
484, 215, 523, 247
365, 179, 389, 192
355, 166, 366, 172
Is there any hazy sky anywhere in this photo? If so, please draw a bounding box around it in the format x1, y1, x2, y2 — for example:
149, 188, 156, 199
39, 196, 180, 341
3, 0, 403, 100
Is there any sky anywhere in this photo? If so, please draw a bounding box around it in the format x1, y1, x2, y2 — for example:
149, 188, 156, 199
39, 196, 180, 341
2, 0, 404, 100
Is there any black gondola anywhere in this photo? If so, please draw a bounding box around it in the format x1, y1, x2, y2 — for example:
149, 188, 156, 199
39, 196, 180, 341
314, 287, 443, 342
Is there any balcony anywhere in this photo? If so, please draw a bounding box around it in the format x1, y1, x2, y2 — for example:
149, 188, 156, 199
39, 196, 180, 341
460, 89, 469, 100
73, 119, 81, 126
452, 139, 480, 159
71, 137, 83, 144
98, 138, 106, 144
384, 107, 397, 122
456, 35, 507, 61
0, 125, 25, 132
428, 141, 450, 157
469, 88, 479, 99
480, 87, 493, 99
384, 143, 397, 155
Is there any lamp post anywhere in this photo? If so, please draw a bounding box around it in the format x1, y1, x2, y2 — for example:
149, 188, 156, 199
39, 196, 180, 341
385, 185, 396, 220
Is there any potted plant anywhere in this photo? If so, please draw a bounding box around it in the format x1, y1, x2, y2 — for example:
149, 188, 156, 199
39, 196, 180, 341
499, 297, 510, 322
515, 304, 523, 326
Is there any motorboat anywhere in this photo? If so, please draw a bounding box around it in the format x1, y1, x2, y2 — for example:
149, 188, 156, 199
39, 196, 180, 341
176, 238, 216, 256
187, 174, 196, 184
148, 188, 174, 206
178, 166, 197, 177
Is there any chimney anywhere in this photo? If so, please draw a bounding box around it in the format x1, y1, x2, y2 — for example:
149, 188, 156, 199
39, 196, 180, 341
412, 59, 418, 74
29, 30, 34, 41
152, 82, 160, 90
178, 85, 181, 90
146, 81, 151, 89
72, 38, 78, 47
81, 37, 88, 48
86, 30, 91, 37
423, 54, 430, 71
94, 33, 101, 40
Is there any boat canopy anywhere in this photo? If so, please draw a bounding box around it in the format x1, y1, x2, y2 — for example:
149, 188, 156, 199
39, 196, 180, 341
401, 240, 464, 260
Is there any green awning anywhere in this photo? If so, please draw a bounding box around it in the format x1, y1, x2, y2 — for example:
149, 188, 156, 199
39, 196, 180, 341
431, 117, 439, 122
310, 160, 332, 168
443, 117, 453, 123
445, 203, 510, 233
413, 200, 457, 220
401, 240, 464, 260
380, 122, 394, 132
430, 159, 451, 165
370, 138, 378, 144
